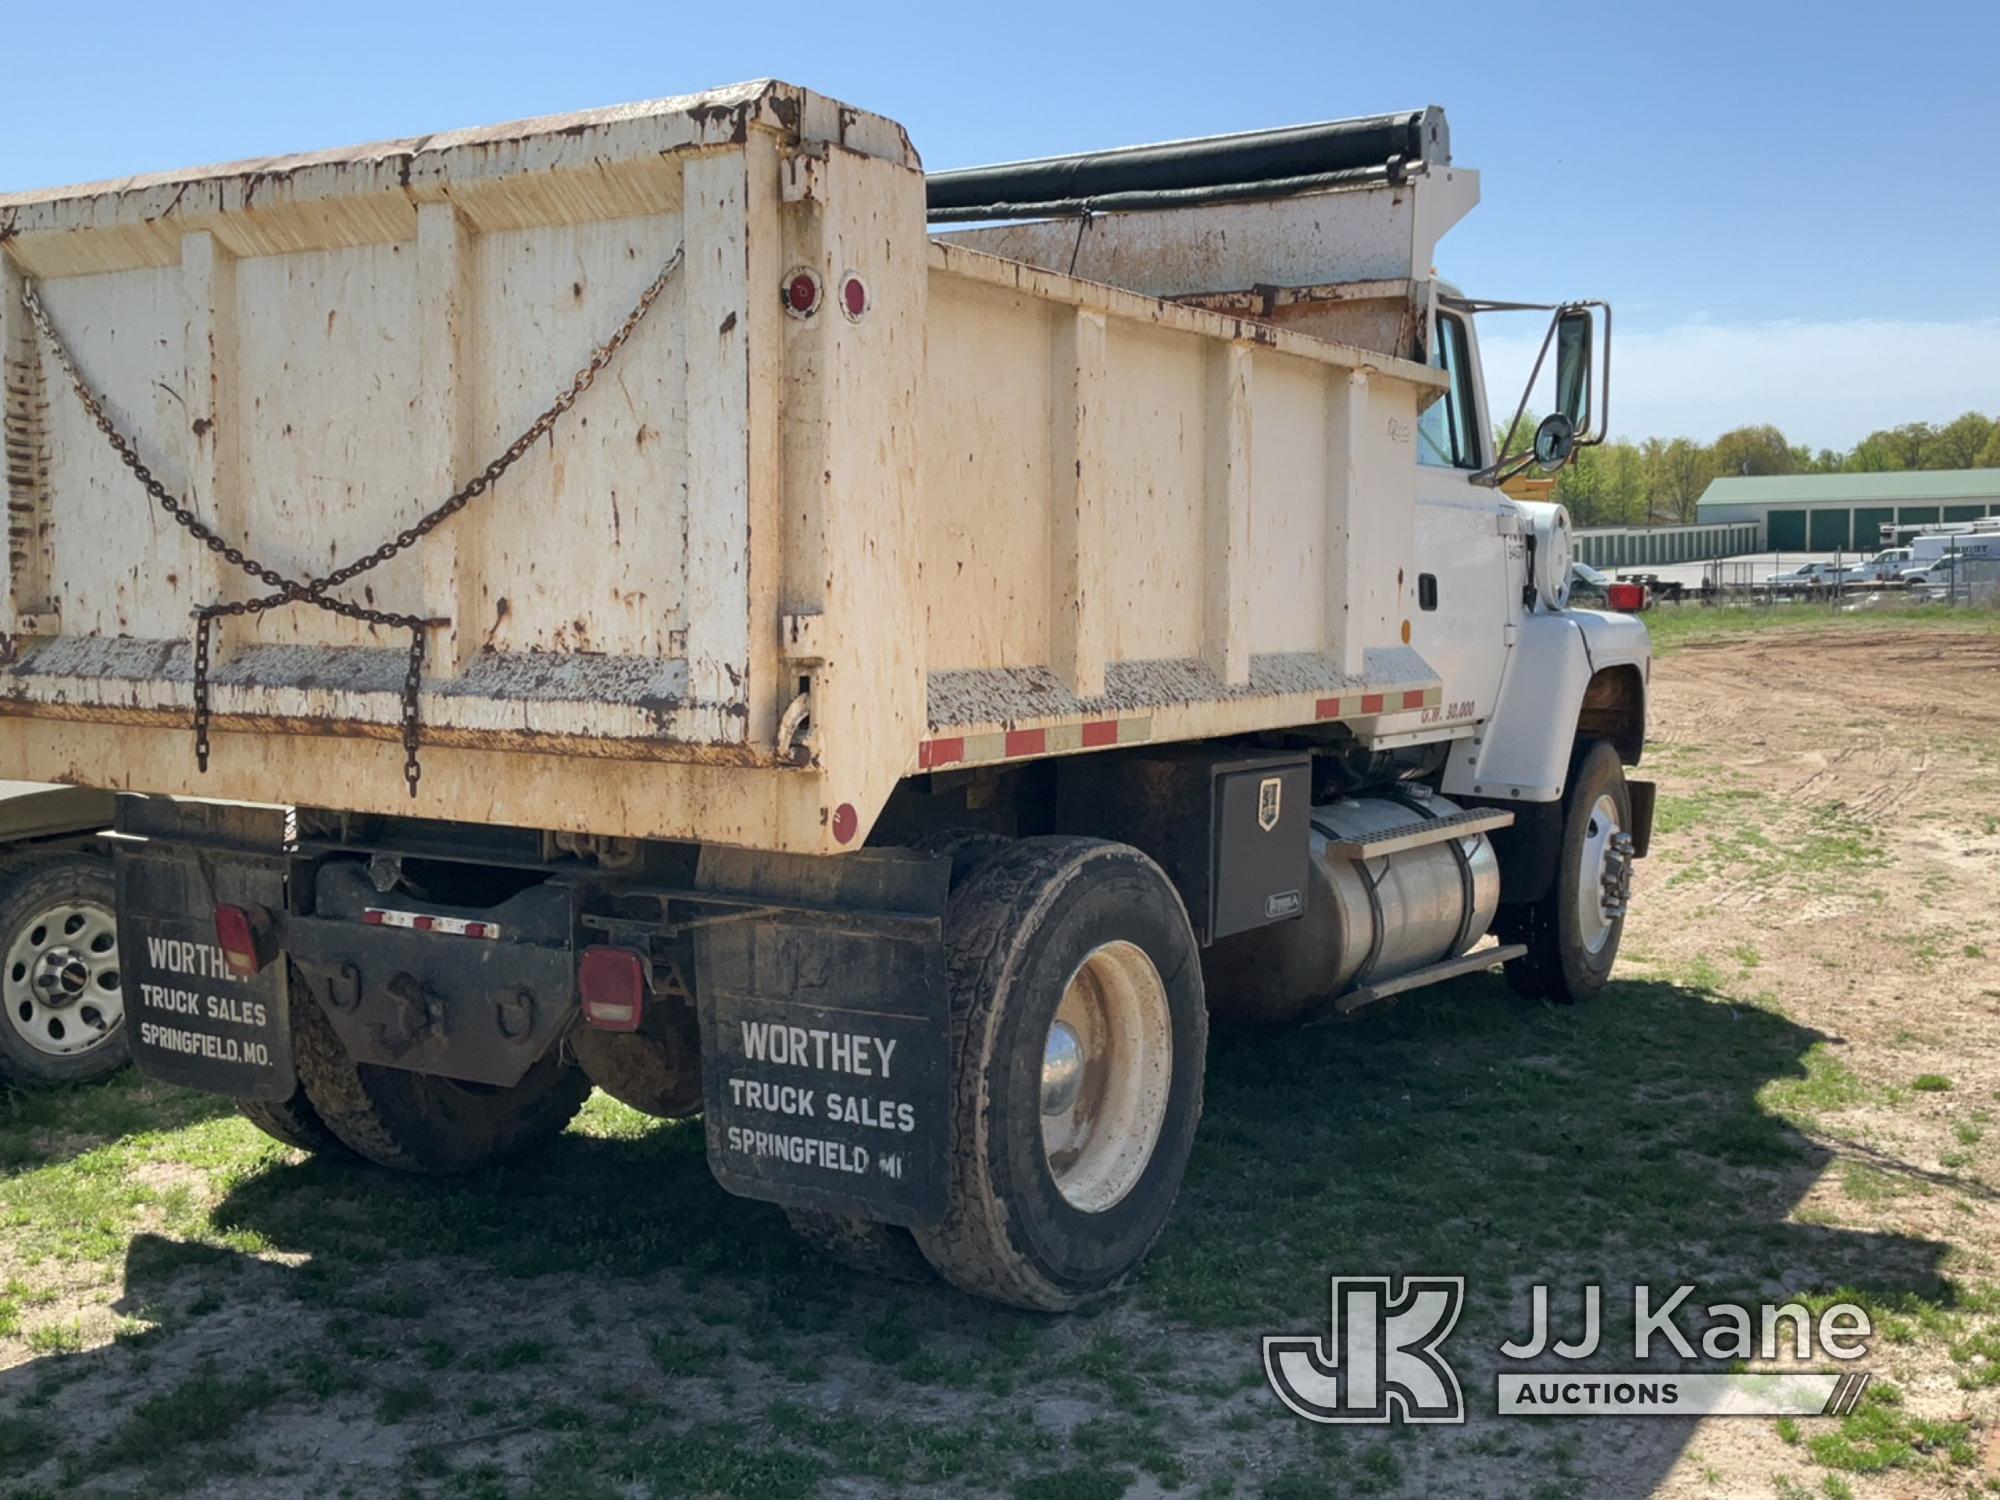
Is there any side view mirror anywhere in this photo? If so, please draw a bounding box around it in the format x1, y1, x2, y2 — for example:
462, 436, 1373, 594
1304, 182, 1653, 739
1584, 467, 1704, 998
1456, 296, 1611, 487
1555, 309, 1592, 430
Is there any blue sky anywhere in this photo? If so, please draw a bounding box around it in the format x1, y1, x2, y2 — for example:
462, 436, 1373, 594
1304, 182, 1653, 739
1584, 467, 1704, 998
4, 0, 1993, 449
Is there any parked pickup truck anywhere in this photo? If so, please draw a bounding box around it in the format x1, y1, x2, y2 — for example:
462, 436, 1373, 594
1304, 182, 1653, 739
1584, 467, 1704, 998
1851, 549, 1914, 583
0, 81, 1651, 1307
1763, 561, 1856, 590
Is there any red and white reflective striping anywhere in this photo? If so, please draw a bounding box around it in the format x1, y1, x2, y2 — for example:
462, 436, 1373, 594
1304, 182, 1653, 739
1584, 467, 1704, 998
917, 687, 1445, 773
919, 714, 1153, 772
361, 908, 503, 940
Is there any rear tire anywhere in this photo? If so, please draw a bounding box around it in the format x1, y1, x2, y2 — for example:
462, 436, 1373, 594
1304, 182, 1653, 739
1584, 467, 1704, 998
1499, 740, 1633, 1005
915, 838, 1206, 1311
784, 1209, 937, 1283
0, 852, 128, 1087
291, 984, 588, 1174
570, 1002, 703, 1119
237, 1089, 346, 1155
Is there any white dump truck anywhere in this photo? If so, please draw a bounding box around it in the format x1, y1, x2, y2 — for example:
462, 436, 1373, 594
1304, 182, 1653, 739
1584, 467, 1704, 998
0, 81, 1651, 1308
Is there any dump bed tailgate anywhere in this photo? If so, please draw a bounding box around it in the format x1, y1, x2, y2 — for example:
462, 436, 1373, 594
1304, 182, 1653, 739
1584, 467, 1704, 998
1, 83, 928, 850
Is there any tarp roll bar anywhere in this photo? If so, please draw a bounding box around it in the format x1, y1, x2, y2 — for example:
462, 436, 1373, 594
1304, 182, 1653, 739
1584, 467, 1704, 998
926, 107, 1447, 222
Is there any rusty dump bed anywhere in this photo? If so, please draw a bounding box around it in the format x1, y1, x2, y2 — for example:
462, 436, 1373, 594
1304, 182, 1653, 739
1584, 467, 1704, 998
1, 80, 1452, 855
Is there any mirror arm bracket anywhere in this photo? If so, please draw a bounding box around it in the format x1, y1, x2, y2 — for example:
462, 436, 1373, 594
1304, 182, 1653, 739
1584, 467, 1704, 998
1459, 298, 1613, 486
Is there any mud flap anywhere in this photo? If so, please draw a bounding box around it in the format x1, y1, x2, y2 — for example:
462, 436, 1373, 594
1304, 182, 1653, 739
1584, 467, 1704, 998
694, 847, 952, 1228
1626, 779, 1656, 859
116, 845, 294, 1101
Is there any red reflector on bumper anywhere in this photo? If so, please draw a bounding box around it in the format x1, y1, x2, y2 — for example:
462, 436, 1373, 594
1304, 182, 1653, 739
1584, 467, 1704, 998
579, 946, 647, 1032
1607, 581, 1647, 612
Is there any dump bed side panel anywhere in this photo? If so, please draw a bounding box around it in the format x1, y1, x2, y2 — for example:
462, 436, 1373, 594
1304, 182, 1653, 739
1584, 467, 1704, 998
915, 243, 1450, 778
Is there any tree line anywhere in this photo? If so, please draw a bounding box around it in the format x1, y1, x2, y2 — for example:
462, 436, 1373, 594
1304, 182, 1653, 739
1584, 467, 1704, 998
1518, 412, 2000, 528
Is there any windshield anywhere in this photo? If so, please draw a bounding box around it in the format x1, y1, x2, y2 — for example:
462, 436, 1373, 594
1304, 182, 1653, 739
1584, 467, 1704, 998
1573, 562, 1610, 586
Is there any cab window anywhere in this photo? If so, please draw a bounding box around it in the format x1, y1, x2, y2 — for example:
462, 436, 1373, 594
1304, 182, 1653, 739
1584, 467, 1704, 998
1417, 311, 1480, 470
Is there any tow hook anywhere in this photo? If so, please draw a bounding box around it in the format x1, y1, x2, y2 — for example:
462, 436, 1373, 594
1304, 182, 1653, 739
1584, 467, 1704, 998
1601, 831, 1636, 918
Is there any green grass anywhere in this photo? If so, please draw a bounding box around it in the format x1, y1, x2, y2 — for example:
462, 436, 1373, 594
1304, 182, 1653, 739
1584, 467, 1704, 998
79, 1362, 284, 1480
1644, 600, 2000, 656
1804, 1381, 1977, 1475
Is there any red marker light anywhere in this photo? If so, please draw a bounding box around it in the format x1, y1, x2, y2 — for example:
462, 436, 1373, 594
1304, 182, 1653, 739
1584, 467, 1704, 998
579, 946, 647, 1032
784, 268, 821, 318
214, 904, 265, 977
840, 275, 869, 321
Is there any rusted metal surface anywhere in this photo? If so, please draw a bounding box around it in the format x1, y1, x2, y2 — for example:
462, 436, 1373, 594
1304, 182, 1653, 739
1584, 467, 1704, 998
19, 243, 686, 792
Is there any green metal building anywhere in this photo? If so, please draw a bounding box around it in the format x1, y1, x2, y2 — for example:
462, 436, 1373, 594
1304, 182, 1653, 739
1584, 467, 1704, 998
1696, 470, 2000, 552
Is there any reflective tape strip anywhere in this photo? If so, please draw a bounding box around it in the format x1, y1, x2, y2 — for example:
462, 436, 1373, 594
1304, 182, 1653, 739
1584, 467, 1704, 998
920, 715, 1153, 770
920, 684, 1445, 770
361, 908, 502, 940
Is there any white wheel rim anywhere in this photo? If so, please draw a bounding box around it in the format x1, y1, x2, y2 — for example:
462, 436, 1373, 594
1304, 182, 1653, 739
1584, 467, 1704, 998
1039, 940, 1173, 1214
3, 897, 124, 1058
1575, 794, 1623, 956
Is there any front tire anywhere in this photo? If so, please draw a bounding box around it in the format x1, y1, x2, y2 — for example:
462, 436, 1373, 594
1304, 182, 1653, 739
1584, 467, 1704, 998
915, 838, 1206, 1311
0, 852, 128, 1087
291, 984, 588, 1173
1500, 740, 1634, 1004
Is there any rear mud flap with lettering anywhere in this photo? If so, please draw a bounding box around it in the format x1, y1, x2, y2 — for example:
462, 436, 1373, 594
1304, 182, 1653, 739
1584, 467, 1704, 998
116, 846, 294, 1102
695, 847, 952, 1228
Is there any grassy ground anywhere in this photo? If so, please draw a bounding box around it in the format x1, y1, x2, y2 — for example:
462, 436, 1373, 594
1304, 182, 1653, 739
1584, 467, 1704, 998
3, 612, 1999, 1498
1642, 597, 2000, 655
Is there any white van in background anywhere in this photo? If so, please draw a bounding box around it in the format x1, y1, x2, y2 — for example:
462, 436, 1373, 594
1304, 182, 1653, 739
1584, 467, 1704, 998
1910, 532, 2000, 567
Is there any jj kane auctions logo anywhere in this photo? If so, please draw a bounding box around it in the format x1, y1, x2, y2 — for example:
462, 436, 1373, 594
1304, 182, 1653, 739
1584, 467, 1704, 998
1265, 1278, 1874, 1423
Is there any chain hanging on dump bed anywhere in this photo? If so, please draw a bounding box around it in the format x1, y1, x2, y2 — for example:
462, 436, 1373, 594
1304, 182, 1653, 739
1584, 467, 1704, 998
19, 247, 685, 795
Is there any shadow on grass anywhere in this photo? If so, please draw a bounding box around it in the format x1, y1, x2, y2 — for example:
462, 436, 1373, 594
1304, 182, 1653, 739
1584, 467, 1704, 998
0, 973, 1957, 1498
1149, 975, 1950, 1329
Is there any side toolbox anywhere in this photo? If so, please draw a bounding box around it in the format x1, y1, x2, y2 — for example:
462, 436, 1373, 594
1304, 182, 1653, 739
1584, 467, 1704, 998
1056, 750, 1312, 944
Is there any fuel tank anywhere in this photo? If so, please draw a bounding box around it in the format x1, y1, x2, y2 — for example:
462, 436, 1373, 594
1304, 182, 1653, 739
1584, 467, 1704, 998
1202, 790, 1500, 1023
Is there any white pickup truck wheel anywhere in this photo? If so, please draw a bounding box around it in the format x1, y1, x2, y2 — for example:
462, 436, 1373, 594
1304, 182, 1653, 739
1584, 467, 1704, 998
1500, 740, 1633, 1004
0, 853, 128, 1086
916, 838, 1206, 1311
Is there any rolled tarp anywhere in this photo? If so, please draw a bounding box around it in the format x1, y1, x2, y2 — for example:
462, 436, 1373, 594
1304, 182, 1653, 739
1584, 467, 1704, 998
926, 107, 1447, 221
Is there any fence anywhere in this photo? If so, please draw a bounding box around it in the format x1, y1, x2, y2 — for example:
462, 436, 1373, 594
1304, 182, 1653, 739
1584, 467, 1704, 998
1574, 521, 1761, 569
1938, 559, 2000, 608
1697, 549, 2000, 609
